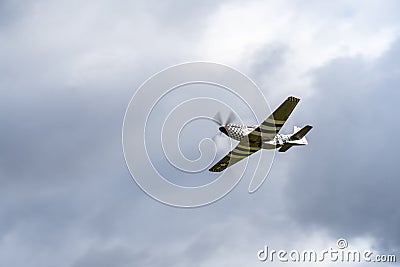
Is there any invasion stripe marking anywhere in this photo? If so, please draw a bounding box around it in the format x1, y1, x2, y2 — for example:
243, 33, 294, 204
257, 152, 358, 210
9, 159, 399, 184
233, 149, 257, 155
265, 118, 286, 124
237, 143, 261, 151
235, 147, 259, 153
262, 121, 284, 128
260, 125, 280, 131
259, 128, 278, 134
250, 131, 276, 137
229, 153, 249, 159
260, 124, 276, 130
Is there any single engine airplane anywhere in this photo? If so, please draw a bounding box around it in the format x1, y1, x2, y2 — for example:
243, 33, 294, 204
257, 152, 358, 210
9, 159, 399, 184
209, 96, 312, 172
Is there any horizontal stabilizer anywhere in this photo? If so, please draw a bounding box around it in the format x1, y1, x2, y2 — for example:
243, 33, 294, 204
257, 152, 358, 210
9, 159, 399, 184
290, 125, 313, 140
279, 143, 293, 152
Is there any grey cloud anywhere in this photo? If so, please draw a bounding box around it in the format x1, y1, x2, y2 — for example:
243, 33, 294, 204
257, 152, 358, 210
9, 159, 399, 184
0, 1, 31, 29
72, 246, 151, 267
284, 39, 400, 250
249, 43, 289, 79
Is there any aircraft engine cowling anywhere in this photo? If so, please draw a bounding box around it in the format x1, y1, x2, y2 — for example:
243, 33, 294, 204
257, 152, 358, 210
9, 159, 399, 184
224, 125, 246, 141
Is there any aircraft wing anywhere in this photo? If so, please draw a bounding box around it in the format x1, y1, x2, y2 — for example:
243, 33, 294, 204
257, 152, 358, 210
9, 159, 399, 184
209, 139, 261, 172
247, 96, 300, 142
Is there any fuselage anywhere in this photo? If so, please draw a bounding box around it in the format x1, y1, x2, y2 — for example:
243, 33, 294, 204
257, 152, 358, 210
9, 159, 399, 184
220, 124, 307, 149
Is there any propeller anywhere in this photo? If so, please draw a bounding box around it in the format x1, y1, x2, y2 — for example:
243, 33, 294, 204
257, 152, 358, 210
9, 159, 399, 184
210, 111, 238, 150
212, 111, 237, 126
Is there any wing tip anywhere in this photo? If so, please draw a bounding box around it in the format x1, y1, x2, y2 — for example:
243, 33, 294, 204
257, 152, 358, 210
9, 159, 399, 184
287, 96, 300, 103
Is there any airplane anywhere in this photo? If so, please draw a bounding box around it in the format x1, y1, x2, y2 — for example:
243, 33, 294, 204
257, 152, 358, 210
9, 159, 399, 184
209, 96, 312, 172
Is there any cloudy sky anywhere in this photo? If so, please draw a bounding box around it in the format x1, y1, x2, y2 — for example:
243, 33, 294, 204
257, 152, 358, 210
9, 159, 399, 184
1, 0, 400, 266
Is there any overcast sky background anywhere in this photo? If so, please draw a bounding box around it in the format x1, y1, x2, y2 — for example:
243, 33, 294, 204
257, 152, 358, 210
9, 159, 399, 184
1, 1, 400, 266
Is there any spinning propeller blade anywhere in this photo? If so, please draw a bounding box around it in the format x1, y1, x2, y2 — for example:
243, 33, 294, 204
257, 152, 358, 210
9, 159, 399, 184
212, 111, 237, 126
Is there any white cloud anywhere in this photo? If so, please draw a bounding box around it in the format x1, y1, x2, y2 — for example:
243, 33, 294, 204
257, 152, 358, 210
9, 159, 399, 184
196, 0, 399, 100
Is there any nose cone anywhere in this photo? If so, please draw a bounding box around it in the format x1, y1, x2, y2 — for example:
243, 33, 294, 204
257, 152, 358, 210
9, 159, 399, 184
219, 126, 228, 136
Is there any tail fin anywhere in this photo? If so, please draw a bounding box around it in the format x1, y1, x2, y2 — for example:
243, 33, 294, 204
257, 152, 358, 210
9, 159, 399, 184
290, 125, 313, 141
